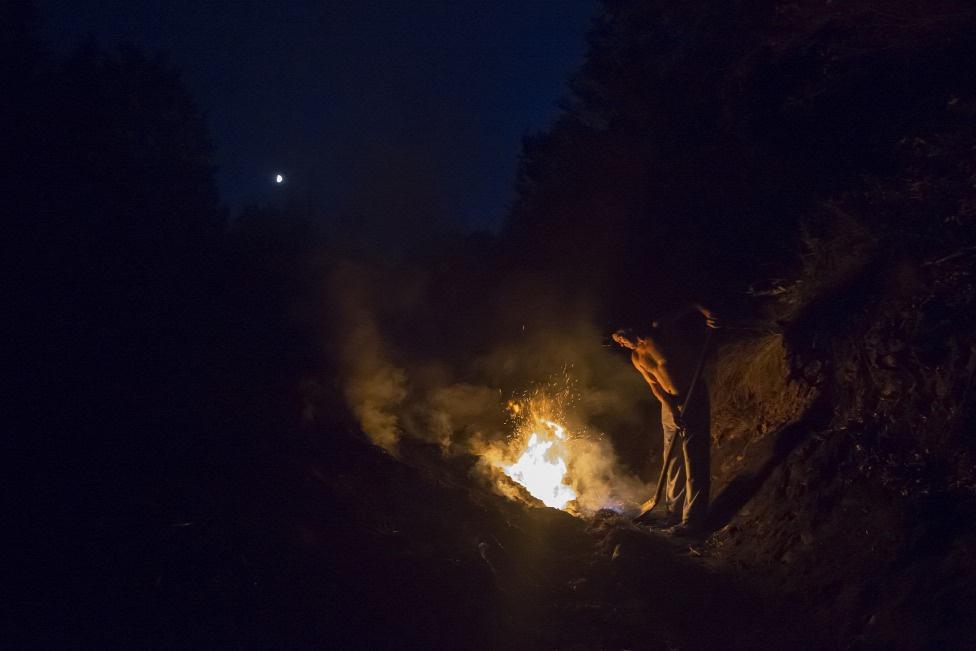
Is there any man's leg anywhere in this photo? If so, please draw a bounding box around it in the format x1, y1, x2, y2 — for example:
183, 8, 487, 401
680, 423, 710, 528
662, 421, 685, 521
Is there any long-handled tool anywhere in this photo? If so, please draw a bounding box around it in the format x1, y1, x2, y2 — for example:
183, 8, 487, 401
634, 327, 712, 523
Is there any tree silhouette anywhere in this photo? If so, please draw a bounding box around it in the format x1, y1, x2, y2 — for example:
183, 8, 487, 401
503, 0, 976, 327
4, 17, 229, 605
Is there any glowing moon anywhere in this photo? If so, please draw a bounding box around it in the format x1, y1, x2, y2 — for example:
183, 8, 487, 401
275, 174, 283, 183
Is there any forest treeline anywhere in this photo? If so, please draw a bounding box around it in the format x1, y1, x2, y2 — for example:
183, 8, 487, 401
10, 0, 976, 477
505, 0, 976, 326
3, 4, 332, 635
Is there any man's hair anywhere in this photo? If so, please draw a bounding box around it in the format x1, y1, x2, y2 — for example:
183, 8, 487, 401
614, 327, 638, 341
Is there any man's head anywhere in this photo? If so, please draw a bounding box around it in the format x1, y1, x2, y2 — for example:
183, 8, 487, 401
612, 328, 639, 350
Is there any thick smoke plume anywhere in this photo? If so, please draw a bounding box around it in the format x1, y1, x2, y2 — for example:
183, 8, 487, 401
329, 260, 408, 451
328, 258, 654, 514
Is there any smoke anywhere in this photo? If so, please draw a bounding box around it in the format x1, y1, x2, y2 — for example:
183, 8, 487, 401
413, 382, 509, 451
328, 256, 655, 513
329, 260, 408, 451
565, 436, 652, 516
344, 362, 407, 452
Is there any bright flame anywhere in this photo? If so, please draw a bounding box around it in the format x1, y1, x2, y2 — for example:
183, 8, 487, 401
484, 381, 651, 517
500, 418, 577, 510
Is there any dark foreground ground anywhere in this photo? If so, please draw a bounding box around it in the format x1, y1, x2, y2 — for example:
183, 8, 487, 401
15, 406, 835, 651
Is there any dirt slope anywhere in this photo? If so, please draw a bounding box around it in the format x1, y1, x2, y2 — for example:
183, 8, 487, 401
155, 419, 836, 650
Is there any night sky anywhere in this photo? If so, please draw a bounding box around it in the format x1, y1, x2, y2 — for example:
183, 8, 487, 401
37, 0, 598, 233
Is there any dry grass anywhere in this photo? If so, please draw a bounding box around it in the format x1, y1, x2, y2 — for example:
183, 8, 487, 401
709, 333, 812, 453
777, 203, 877, 319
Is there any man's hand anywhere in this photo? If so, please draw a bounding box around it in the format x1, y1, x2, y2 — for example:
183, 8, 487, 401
672, 406, 686, 431
652, 383, 685, 426
696, 305, 720, 329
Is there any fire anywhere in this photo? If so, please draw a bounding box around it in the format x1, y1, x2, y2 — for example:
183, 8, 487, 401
483, 384, 647, 517
498, 408, 577, 510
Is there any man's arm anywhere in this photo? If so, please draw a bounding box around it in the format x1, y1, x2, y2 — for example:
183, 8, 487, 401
649, 376, 682, 415
642, 339, 682, 400
633, 351, 684, 416
652, 359, 680, 397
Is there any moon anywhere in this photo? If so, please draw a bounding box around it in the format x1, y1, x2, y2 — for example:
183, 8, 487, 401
275, 174, 283, 183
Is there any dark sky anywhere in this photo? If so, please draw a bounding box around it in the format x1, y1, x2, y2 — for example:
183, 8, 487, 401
37, 0, 598, 234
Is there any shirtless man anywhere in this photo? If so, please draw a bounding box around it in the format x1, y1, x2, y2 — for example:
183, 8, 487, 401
613, 308, 713, 535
